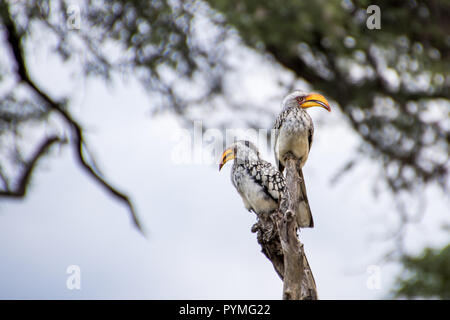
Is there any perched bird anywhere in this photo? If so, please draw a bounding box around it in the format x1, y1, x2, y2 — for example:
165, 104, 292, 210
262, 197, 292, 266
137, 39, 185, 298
273, 90, 331, 227
219, 140, 285, 215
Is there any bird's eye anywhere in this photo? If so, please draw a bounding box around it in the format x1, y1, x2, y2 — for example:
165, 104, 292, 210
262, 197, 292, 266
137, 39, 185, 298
296, 96, 305, 103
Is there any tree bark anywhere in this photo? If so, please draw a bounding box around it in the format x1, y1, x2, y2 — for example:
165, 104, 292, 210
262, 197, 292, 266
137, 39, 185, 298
252, 153, 317, 300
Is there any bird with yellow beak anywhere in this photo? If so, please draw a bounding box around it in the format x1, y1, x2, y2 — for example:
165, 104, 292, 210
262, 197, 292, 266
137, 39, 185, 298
273, 90, 331, 228
219, 140, 285, 216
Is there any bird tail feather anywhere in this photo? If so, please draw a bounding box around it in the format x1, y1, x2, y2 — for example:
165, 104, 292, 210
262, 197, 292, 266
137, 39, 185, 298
297, 169, 314, 228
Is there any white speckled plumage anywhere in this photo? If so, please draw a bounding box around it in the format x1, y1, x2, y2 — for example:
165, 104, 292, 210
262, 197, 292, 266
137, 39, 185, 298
227, 141, 285, 215
274, 90, 314, 172
273, 90, 316, 228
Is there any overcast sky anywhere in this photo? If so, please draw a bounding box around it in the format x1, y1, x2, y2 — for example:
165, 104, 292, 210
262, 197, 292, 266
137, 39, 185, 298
0, 12, 449, 299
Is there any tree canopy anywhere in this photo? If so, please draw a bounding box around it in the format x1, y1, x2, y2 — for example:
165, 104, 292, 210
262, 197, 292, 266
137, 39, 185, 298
393, 244, 450, 299
209, 0, 449, 193
0, 1, 448, 294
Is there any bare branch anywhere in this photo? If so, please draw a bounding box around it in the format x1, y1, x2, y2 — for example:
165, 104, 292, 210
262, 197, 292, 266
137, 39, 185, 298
252, 211, 284, 279
278, 156, 305, 300
0, 135, 63, 198
252, 209, 318, 300
0, 2, 143, 232
252, 154, 318, 300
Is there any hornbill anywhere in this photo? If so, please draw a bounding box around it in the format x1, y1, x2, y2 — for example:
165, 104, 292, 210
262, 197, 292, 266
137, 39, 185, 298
273, 90, 331, 227
219, 140, 285, 215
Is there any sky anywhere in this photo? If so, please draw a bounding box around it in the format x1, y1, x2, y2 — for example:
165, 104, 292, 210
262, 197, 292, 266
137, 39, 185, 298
0, 6, 449, 300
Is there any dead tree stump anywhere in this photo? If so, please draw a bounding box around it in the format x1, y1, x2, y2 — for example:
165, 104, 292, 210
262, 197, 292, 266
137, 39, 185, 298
251, 153, 317, 300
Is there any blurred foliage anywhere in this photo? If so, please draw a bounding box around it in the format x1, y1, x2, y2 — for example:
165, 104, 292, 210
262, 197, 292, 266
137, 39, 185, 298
0, 1, 448, 209
393, 244, 450, 299
208, 0, 450, 193
0, 0, 449, 298
0, 0, 227, 197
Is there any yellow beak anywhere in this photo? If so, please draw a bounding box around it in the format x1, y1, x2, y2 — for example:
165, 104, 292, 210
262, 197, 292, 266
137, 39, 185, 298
300, 93, 331, 112
219, 148, 235, 171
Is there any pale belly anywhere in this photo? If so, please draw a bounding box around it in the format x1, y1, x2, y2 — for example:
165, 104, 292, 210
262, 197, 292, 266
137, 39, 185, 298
236, 174, 278, 214
275, 128, 310, 168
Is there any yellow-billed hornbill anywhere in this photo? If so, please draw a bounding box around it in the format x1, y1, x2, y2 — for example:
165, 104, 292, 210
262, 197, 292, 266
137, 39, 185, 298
273, 90, 331, 227
219, 140, 285, 215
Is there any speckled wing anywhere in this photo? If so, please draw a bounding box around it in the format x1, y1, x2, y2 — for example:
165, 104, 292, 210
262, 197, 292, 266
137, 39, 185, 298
273, 107, 293, 172
248, 160, 285, 202
231, 160, 285, 215
273, 107, 292, 143
307, 125, 314, 152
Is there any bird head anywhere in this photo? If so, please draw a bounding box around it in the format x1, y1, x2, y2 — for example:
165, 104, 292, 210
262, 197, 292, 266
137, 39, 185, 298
282, 90, 331, 112
219, 140, 260, 171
